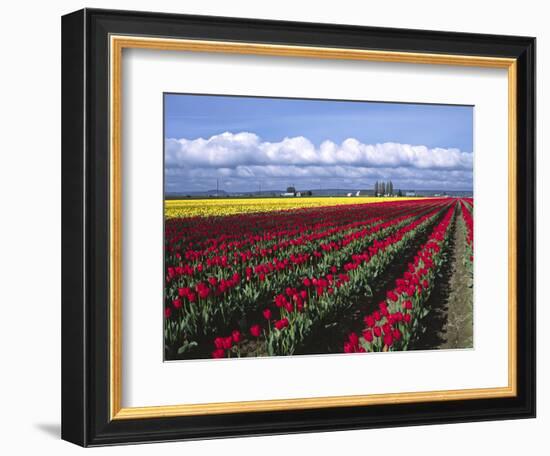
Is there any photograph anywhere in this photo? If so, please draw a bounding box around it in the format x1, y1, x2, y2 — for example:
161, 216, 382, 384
163, 94, 474, 360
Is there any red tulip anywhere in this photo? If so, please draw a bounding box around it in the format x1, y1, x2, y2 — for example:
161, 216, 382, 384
348, 332, 359, 346
214, 337, 225, 350
363, 329, 373, 343
222, 336, 233, 350
195, 282, 210, 299
274, 318, 289, 330
364, 315, 375, 328
250, 325, 261, 337
212, 349, 225, 359
178, 287, 191, 297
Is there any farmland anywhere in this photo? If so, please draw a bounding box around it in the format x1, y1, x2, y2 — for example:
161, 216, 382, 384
165, 196, 418, 219
164, 197, 474, 360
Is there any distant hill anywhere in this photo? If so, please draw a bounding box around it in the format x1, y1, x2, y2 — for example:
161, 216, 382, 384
165, 188, 473, 199
165, 188, 373, 198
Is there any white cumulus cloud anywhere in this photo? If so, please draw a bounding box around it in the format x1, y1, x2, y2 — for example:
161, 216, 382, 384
164, 132, 473, 192
165, 132, 472, 171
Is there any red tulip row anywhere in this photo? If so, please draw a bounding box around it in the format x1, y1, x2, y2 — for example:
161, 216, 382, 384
343, 202, 457, 353
165, 201, 440, 305
165, 201, 448, 352
459, 200, 474, 277
165, 200, 439, 279
166, 199, 424, 255
460, 200, 473, 262
163, 197, 475, 359
166, 202, 441, 302
165, 202, 448, 344
462, 197, 474, 210
209, 201, 452, 358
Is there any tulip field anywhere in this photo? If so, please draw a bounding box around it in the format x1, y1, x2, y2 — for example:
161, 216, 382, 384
165, 196, 416, 218
164, 197, 474, 360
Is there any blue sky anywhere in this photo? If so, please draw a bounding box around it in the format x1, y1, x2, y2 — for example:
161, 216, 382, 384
164, 93, 473, 193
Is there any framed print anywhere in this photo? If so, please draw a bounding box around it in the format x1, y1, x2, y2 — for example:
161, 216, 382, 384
61, 8, 536, 447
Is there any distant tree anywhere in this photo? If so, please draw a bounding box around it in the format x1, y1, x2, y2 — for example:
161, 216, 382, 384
380, 181, 386, 196
397, 189, 403, 197
374, 181, 379, 196
388, 180, 394, 196
286, 186, 296, 194
305, 190, 313, 196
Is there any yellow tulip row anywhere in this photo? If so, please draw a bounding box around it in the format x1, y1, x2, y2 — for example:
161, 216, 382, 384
165, 197, 418, 218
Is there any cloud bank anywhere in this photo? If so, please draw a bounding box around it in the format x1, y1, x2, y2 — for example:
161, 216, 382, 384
165, 132, 473, 192
166, 132, 472, 170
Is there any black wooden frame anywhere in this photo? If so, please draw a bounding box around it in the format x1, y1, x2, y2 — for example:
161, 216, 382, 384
61, 8, 536, 447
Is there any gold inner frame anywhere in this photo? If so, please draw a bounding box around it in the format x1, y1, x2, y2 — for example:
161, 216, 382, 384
109, 35, 518, 420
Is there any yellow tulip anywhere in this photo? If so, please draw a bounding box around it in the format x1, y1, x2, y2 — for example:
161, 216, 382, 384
165, 197, 418, 219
